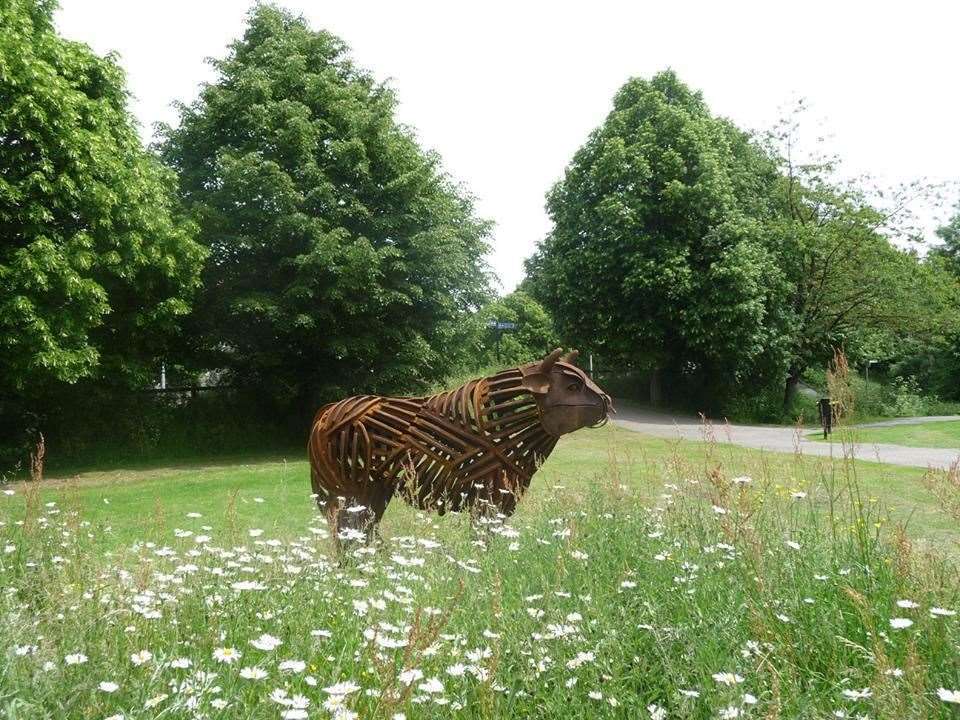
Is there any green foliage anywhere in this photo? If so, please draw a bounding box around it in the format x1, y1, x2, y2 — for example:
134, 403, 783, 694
158, 5, 492, 412
31, 386, 299, 474
0, 0, 205, 393
526, 71, 792, 402
763, 110, 956, 407
528, 78, 953, 415
880, 375, 927, 417
472, 290, 558, 368
931, 201, 960, 276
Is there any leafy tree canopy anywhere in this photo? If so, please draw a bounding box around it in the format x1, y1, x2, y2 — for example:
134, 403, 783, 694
158, 5, 492, 408
526, 70, 791, 399
0, 0, 205, 394
761, 109, 954, 406
473, 290, 558, 368
931, 201, 960, 277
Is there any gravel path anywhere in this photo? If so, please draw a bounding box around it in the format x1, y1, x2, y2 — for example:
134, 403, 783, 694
611, 404, 959, 470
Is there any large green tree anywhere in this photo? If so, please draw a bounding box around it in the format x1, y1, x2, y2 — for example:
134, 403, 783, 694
525, 71, 790, 405
159, 5, 492, 410
763, 110, 952, 407
0, 3, 204, 407
931, 201, 960, 276
893, 207, 960, 400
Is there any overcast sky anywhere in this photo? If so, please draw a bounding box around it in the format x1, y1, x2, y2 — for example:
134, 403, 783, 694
56, 1, 959, 292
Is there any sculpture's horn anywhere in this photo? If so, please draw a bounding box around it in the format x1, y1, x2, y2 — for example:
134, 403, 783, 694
540, 348, 564, 374
561, 349, 579, 364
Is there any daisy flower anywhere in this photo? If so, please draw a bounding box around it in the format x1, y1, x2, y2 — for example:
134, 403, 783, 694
250, 633, 282, 651
213, 647, 241, 664
712, 672, 745, 686
937, 688, 960, 704
130, 650, 152, 666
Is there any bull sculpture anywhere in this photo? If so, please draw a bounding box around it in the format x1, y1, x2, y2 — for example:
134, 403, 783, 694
307, 348, 613, 545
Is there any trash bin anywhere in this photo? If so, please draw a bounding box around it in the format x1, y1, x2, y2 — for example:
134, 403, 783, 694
817, 397, 833, 439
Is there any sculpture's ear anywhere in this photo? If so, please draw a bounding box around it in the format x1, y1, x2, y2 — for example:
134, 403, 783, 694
521, 371, 551, 395
521, 348, 563, 395
561, 349, 579, 364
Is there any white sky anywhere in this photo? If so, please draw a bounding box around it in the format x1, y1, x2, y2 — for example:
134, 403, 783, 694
56, 0, 959, 292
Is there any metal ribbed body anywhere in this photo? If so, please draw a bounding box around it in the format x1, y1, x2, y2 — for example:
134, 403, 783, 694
307, 364, 558, 525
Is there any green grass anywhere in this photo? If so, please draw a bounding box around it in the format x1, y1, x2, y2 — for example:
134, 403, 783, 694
9, 425, 957, 550
2, 426, 960, 718
810, 420, 960, 450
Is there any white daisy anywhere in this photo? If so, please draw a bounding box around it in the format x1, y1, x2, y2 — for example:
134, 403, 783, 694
130, 650, 152, 666
212, 647, 241, 664
250, 633, 282, 651
712, 672, 745, 686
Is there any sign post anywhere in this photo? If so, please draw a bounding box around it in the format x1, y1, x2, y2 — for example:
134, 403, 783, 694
486, 320, 517, 363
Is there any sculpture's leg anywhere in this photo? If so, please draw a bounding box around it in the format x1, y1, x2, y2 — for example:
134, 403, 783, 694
469, 474, 498, 539
470, 470, 521, 542
327, 484, 394, 556
362, 483, 394, 546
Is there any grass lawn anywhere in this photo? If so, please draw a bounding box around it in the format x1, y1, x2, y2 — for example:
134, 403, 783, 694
5, 424, 958, 550
810, 420, 960, 449
3, 425, 960, 718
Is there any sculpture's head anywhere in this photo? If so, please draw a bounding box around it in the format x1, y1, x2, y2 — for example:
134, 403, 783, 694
520, 348, 614, 436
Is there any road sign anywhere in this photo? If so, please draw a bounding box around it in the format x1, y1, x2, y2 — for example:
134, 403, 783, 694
487, 319, 517, 362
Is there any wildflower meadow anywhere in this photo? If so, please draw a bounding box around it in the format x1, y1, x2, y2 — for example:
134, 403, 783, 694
1, 427, 958, 719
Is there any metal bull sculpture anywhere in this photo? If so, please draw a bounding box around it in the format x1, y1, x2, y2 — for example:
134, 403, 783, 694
307, 349, 613, 544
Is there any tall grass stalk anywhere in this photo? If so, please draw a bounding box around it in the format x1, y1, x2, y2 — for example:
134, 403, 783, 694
0, 433, 958, 718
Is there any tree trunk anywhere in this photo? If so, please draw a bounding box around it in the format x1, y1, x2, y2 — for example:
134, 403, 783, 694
783, 366, 801, 411
649, 367, 662, 408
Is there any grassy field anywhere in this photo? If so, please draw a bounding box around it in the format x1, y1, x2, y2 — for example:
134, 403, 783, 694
810, 420, 960, 450
7, 425, 958, 550
2, 425, 959, 718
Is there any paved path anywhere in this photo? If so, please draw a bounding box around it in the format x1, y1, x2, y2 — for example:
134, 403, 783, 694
611, 404, 960, 470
